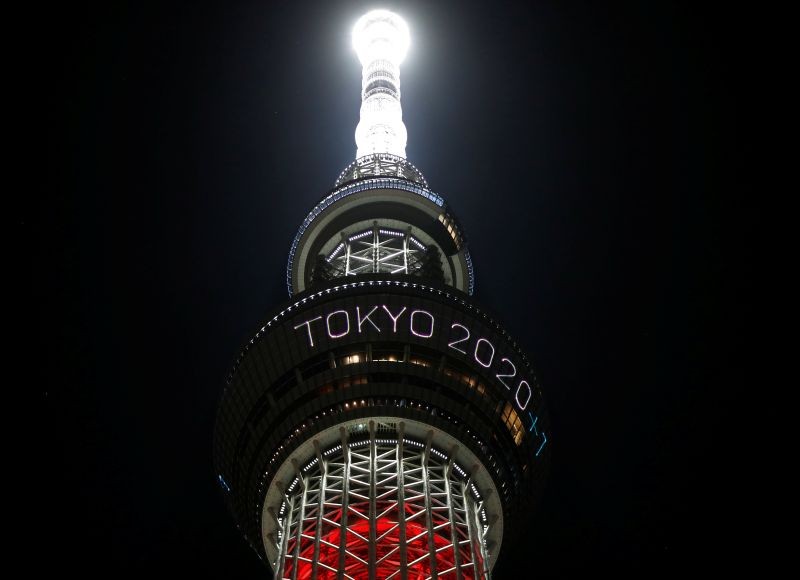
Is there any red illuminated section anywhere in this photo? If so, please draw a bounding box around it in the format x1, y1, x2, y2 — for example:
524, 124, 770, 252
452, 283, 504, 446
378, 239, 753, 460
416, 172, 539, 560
282, 500, 485, 579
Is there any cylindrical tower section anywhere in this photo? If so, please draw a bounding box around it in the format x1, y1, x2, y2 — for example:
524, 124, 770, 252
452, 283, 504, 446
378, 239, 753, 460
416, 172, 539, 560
213, 278, 550, 578
286, 175, 475, 296
269, 420, 496, 580
353, 10, 410, 159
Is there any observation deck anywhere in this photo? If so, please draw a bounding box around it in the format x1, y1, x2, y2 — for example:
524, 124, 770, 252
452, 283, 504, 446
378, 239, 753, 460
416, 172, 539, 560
287, 155, 475, 297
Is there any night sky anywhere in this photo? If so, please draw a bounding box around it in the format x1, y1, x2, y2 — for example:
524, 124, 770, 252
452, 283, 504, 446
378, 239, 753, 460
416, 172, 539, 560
36, 0, 752, 576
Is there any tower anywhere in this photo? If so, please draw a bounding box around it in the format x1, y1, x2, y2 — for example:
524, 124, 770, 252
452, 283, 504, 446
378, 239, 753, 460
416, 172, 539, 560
214, 10, 549, 579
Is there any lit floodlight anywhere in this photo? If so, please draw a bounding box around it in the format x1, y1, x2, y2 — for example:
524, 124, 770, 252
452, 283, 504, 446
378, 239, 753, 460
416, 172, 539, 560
353, 10, 410, 158
352, 9, 410, 65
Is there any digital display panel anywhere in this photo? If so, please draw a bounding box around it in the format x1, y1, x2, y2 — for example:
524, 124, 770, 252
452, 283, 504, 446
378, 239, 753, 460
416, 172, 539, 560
241, 281, 550, 457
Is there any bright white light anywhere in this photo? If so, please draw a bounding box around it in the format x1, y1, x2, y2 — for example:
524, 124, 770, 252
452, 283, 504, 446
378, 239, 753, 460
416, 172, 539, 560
352, 10, 410, 158
352, 10, 410, 65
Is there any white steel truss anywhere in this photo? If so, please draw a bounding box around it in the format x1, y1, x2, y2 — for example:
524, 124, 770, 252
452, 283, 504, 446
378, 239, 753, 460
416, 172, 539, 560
328, 227, 426, 277
335, 154, 428, 187
273, 423, 491, 580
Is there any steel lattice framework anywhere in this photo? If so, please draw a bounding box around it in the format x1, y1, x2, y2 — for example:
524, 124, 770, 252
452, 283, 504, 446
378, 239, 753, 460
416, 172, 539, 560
274, 423, 490, 580
327, 227, 427, 277
335, 154, 428, 188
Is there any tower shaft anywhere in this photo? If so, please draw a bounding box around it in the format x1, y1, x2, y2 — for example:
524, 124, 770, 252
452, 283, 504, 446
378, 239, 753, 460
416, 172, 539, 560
353, 11, 409, 159
275, 423, 489, 580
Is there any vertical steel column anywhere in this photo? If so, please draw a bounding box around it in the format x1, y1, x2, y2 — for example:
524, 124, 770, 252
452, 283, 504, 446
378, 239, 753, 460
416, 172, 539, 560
475, 501, 490, 579
311, 440, 326, 580
462, 477, 482, 580
402, 233, 408, 274
445, 448, 463, 580
477, 491, 493, 579
372, 226, 379, 273
422, 431, 439, 579
337, 427, 350, 580
290, 463, 309, 580
368, 421, 378, 580
275, 493, 293, 580
397, 423, 408, 580
344, 239, 352, 276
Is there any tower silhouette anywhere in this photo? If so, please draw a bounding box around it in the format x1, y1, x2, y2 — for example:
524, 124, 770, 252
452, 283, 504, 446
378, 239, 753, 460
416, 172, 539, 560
214, 10, 549, 579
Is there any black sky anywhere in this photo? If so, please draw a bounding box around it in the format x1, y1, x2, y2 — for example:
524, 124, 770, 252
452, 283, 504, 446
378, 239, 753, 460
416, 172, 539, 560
35, 0, 753, 576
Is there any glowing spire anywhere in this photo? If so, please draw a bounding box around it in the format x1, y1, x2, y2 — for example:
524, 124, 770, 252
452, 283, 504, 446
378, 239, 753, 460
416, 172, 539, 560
352, 10, 410, 159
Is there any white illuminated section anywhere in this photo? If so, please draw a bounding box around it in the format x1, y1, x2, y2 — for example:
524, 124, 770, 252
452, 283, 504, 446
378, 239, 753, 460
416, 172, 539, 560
352, 10, 410, 159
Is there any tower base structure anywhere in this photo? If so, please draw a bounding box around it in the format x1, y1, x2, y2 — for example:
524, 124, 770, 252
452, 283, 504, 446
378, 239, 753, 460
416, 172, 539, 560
270, 419, 495, 580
